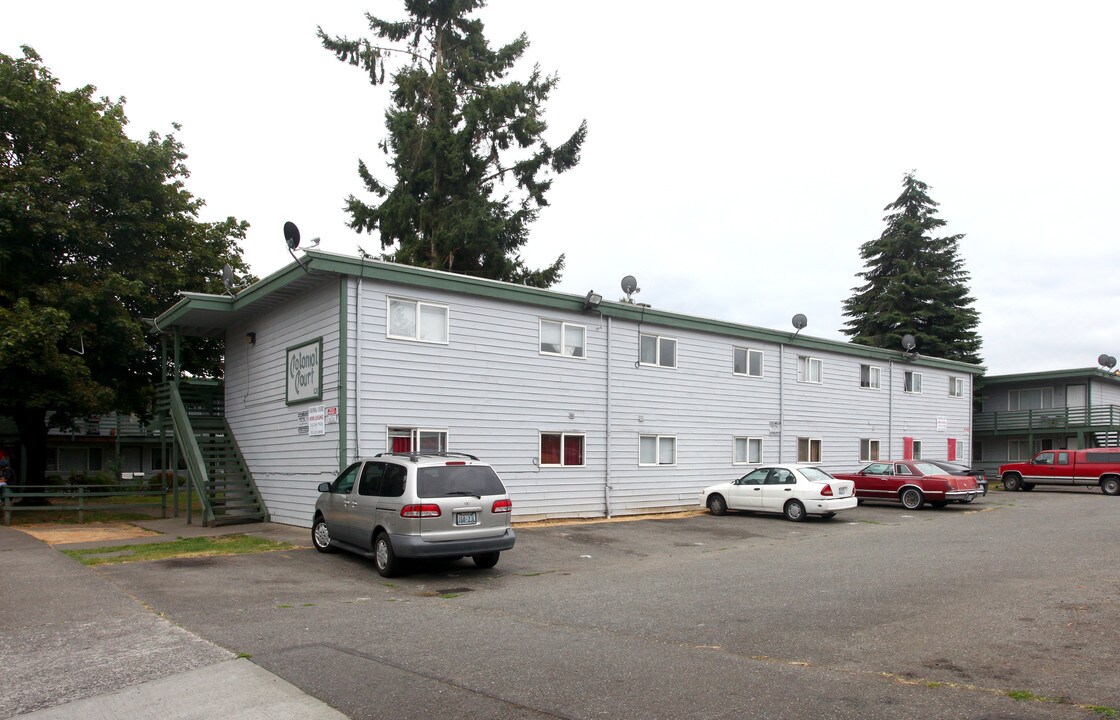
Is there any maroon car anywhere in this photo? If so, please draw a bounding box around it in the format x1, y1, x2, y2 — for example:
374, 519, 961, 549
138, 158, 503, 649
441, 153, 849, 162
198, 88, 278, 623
832, 460, 980, 510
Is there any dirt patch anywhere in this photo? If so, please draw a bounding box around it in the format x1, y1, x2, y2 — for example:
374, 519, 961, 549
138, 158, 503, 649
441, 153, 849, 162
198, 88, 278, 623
17, 522, 160, 545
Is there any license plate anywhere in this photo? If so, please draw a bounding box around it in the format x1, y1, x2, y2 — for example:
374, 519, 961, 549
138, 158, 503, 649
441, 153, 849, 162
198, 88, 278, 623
455, 512, 478, 526
838, 487, 849, 496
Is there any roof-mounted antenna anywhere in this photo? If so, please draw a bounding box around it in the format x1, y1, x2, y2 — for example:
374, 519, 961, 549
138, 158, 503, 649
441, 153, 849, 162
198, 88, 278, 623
621, 275, 640, 303
284, 221, 320, 270
791, 314, 807, 337
1098, 353, 1117, 370
221, 263, 248, 296
901, 334, 919, 361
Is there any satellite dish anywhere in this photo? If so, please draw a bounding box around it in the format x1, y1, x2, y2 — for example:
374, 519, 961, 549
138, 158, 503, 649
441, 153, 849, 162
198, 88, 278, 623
221, 263, 235, 294
901, 334, 917, 351
1098, 354, 1116, 369
792, 314, 807, 330
283, 221, 301, 250
621, 275, 639, 296
1111, 356, 1118, 369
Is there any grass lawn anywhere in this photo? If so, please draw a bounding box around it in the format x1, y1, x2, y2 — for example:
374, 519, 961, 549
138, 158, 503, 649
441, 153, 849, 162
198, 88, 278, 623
62, 534, 297, 566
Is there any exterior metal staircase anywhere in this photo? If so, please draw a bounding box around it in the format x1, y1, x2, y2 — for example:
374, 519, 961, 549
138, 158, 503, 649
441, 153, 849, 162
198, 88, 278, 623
157, 382, 268, 527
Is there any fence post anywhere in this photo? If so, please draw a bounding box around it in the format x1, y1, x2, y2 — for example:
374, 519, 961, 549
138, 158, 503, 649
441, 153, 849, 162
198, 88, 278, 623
3, 493, 9, 527
78, 486, 85, 524
161, 479, 168, 519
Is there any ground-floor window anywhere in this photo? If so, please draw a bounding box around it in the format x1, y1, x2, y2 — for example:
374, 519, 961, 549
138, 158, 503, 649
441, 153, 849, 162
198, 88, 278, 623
860, 438, 879, 462
639, 435, 676, 466
388, 427, 448, 453
540, 432, 585, 467
733, 437, 763, 464
797, 437, 821, 463
1008, 439, 1030, 461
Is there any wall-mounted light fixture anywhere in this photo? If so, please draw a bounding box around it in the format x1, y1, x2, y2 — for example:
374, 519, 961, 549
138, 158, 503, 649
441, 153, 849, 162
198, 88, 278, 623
246, 332, 256, 346
583, 290, 603, 311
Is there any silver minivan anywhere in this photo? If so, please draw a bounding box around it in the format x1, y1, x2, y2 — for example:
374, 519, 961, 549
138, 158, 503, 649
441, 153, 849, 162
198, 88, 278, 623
311, 452, 515, 577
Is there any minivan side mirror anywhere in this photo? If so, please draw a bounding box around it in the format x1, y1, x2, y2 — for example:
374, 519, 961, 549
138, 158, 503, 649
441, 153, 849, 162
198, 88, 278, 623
317, 482, 332, 493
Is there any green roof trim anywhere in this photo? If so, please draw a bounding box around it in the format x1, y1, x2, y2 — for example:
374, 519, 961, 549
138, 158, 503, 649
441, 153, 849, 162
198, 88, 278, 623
981, 367, 1120, 386
154, 249, 983, 374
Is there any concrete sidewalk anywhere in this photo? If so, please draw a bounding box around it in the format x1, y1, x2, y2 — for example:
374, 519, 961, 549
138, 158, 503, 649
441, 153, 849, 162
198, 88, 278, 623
0, 522, 346, 719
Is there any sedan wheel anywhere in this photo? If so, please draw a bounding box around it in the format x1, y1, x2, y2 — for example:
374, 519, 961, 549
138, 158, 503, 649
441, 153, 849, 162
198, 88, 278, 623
374, 532, 399, 578
1102, 477, 1120, 496
783, 499, 806, 522
312, 519, 335, 553
707, 494, 728, 516
900, 488, 924, 510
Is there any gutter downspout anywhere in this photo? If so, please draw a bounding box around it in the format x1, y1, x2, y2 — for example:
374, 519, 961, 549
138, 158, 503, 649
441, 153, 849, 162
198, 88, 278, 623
888, 360, 895, 459
338, 277, 349, 471
778, 343, 785, 463
355, 276, 363, 459
605, 315, 612, 518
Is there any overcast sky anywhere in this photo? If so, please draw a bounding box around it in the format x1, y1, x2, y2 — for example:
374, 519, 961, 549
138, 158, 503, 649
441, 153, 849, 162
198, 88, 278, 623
5, 1, 1118, 375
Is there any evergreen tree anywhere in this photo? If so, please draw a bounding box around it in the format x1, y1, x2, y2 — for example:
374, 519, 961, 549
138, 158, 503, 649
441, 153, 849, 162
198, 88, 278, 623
842, 173, 982, 364
319, 0, 586, 288
0, 47, 250, 484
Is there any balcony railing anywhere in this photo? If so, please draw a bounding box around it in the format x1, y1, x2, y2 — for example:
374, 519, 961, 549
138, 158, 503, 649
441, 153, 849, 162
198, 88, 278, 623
974, 404, 1120, 434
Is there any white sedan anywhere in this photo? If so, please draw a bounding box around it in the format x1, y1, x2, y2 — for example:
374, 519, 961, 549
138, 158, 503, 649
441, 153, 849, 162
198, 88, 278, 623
701, 464, 858, 522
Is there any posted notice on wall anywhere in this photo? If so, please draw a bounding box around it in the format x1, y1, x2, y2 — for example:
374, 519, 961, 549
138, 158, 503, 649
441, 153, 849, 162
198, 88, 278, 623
308, 405, 326, 437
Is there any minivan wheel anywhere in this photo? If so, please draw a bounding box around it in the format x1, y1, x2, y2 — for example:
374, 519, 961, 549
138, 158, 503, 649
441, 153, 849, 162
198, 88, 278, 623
1101, 476, 1120, 496
312, 518, 335, 553
473, 551, 500, 569
900, 488, 924, 510
374, 532, 399, 577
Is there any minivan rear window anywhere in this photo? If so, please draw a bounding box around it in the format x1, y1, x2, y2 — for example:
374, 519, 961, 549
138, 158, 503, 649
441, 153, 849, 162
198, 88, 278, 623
417, 465, 506, 498
1085, 452, 1120, 463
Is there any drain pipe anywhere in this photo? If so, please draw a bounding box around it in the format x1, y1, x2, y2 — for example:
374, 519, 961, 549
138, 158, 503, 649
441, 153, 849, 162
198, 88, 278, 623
778, 343, 785, 462
354, 277, 363, 459
605, 315, 612, 518
888, 360, 894, 458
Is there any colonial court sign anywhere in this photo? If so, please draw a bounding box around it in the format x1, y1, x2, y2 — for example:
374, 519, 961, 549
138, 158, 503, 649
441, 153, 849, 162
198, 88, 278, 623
286, 338, 323, 404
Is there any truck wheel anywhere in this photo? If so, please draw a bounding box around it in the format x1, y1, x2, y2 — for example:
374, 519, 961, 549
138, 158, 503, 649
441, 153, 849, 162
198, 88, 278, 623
1101, 476, 1120, 496
1021, 482, 1035, 491
900, 488, 924, 510
1003, 474, 1021, 491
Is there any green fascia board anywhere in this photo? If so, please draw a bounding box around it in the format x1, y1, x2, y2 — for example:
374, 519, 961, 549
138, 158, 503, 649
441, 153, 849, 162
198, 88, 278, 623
980, 367, 1120, 386
155, 249, 983, 375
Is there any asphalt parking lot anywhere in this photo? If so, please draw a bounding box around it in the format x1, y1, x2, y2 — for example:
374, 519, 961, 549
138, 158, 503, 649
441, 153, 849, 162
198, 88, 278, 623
82, 489, 1120, 719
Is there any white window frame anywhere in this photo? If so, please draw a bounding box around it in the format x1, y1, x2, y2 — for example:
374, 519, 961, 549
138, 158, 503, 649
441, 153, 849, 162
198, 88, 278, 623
387, 427, 448, 453
733, 436, 764, 464
640, 334, 677, 369
949, 376, 965, 397
797, 437, 822, 463
639, 435, 677, 466
860, 364, 881, 390
860, 438, 880, 462
904, 371, 922, 394
387, 297, 449, 344
733, 348, 764, 378
912, 439, 923, 460
1009, 388, 1054, 411
799, 356, 823, 384
539, 319, 586, 359
538, 432, 586, 467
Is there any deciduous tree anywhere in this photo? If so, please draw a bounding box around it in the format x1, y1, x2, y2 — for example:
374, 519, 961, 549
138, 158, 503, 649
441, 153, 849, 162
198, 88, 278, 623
319, 0, 587, 287
0, 47, 250, 484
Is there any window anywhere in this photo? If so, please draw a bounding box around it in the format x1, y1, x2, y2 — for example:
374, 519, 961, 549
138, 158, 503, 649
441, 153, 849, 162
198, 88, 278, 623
860, 364, 881, 390
860, 438, 880, 462
540, 320, 586, 358
540, 432, 585, 467
358, 462, 386, 496
733, 437, 763, 464
640, 334, 677, 368
1009, 388, 1054, 411
797, 437, 821, 463
331, 463, 360, 494
912, 440, 923, 460
639, 435, 676, 465
949, 376, 965, 397
973, 441, 984, 463
387, 427, 448, 453
734, 348, 763, 377
149, 447, 187, 471
87, 448, 103, 472
904, 371, 922, 394
1008, 439, 1030, 461
46, 447, 59, 472
799, 356, 823, 384
388, 298, 449, 343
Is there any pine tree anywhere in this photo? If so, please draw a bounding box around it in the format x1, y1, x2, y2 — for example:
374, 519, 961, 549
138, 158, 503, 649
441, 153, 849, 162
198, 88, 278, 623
842, 173, 982, 364
319, 1, 587, 288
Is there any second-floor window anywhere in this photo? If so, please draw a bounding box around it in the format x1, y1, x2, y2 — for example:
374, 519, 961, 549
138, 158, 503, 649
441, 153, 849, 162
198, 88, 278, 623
1009, 388, 1054, 411
540, 320, 586, 358
734, 348, 763, 377
904, 371, 922, 394
949, 376, 965, 397
860, 438, 880, 461
797, 437, 821, 463
640, 334, 677, 368
388, 298, 448, 343
860, 364, 881, 390
799, 357, 823, 384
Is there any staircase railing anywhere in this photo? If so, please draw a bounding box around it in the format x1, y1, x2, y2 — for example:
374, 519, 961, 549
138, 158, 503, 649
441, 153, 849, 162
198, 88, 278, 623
166, 382, 218, 526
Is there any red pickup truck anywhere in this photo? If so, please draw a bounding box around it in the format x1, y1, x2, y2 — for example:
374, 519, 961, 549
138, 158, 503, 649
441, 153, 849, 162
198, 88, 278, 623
999, 449, 1120, 496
